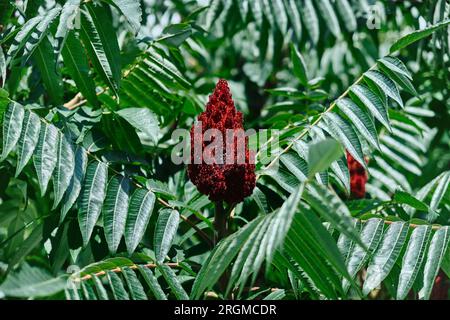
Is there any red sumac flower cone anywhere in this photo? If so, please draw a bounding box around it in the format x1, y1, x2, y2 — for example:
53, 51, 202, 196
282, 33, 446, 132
346, 151, 368, 199
188, 79, 256, 204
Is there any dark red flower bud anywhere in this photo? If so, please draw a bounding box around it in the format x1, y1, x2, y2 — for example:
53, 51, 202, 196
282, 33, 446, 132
346, 151, 368, 199
188, 79, 256, 204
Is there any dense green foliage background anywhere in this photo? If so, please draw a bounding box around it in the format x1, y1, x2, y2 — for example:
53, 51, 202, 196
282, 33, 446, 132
0, 0, 449, 300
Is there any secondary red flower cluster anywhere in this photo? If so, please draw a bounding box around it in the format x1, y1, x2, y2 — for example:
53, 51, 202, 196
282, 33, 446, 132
431, 271, 450, 300
346, 151, 368, 199
188, 79, 256, 203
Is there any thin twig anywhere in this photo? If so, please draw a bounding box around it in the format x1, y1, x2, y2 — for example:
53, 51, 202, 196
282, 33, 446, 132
72, 262, 179, 282
63, 88, 107, 110
360, 218, 442, 230
63, 93, 83, 110
246, 287, 280, 293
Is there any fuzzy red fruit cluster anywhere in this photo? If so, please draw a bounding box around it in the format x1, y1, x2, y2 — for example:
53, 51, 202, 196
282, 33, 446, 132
188, 79, 256, 204
346, 151, 368, 199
